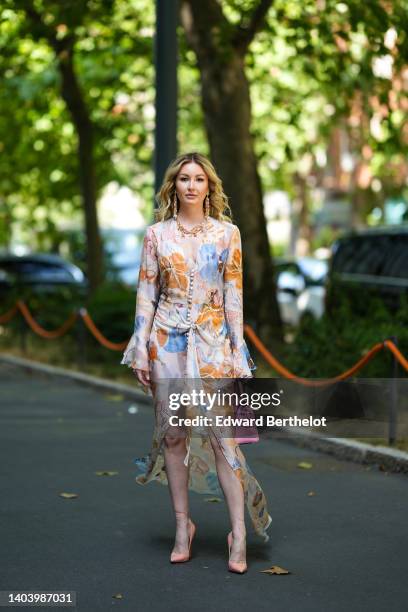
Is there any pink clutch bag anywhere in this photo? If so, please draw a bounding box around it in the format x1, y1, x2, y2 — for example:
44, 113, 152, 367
234, 380, 259, 444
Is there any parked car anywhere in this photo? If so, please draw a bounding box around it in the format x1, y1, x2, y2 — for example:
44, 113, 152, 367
0, 253, 87, 300
274, 256, 328, 326
325, 226, 408, 315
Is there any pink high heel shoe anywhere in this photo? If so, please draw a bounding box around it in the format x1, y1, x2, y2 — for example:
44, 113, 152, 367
227, 531, 247, 574
170, 518, 196, 563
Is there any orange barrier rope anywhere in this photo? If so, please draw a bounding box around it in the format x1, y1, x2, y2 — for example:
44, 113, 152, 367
0, 304, 18, 324
244, 324, 407, 385
384, 339, 408, 372
16, 300, 77, 339
0, 301, 407, 377
79, 309, 128, 351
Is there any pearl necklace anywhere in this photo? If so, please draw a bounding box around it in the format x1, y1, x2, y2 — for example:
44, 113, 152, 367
176, 216, 209, 237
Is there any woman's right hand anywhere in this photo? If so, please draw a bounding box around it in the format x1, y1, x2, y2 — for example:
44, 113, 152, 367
133, 368, 151, 390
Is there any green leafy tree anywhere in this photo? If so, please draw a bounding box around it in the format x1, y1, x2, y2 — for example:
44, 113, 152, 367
0, 0, 155, 290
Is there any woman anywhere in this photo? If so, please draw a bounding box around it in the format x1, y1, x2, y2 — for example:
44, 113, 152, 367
121, 152, 272, 573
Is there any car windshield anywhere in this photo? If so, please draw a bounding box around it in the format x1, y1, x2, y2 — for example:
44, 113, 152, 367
333, 234, 408, 279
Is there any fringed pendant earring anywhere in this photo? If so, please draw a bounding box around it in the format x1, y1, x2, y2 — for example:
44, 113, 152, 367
204, 193, 210, 219
172, 192, 178, 219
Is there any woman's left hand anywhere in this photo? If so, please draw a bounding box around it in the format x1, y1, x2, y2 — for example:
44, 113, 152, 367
133, 368, 151, 390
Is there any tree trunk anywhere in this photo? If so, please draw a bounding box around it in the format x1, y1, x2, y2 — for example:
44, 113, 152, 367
180, 0, 282, 348
1, 201, 13, 249
57, 46, 104, 293
21, 4, 104, 294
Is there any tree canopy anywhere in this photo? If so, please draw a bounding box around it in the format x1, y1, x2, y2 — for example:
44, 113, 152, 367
1, 0, 406, 249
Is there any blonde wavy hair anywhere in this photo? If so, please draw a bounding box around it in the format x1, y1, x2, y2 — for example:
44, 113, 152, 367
154, 152, 233, 223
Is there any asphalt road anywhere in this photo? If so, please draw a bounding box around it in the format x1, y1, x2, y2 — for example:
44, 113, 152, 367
1, 362, 407, 612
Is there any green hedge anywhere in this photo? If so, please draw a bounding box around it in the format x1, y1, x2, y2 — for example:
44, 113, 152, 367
283, 294, 408, 378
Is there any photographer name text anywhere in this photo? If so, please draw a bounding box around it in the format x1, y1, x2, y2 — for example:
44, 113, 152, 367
168, 415, 327, 428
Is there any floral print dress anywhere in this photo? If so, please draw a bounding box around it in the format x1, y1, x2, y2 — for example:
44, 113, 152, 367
121, 216, 272, 540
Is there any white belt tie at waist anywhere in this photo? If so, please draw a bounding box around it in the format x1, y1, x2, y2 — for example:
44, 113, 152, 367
154, 315, 225, 379
153, 314, 226, 466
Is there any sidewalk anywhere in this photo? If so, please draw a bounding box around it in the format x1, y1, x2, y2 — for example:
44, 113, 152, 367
1, 358, 407, 611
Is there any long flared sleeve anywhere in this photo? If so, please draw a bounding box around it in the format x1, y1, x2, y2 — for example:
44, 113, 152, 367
223, 225, 256, 377
121, 225, 160, 371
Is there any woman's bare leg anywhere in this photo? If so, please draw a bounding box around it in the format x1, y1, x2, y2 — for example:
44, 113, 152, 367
209, 432, 246, 563
163, 426, 191, 553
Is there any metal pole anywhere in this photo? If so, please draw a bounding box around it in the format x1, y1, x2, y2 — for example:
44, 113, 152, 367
19, 310, 27, 355
154, 0, 179, 219
388, 336, 398, 446
76, 308, 87, 370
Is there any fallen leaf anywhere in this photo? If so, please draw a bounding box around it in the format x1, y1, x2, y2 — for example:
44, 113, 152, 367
297, 461, 313, 469
307, 491, 316, 496
112, 593, 123, 599
106, 394, 124, 402
59, 492, 78, 499
204, 497, 223, 503
95, 471, 118, 477
261, 565, 291, 575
